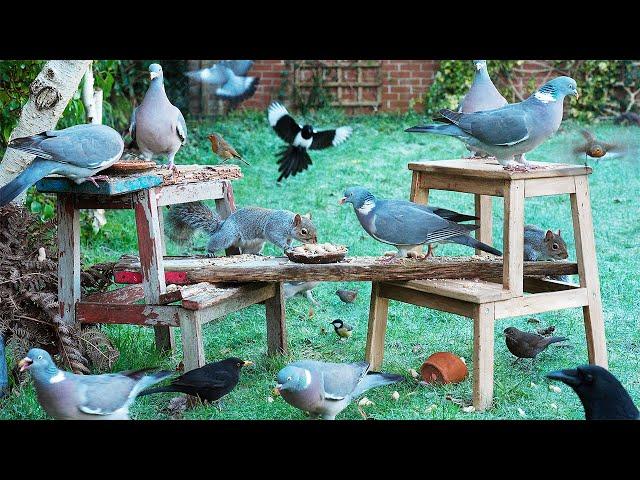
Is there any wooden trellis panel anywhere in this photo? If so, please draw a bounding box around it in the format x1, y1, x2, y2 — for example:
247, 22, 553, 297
292, 60, 382, 110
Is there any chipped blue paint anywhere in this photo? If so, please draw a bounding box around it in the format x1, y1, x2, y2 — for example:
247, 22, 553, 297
36, 175, 162, 196
0, 334, 7, 398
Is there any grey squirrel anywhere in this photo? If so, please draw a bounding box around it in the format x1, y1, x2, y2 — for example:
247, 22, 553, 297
283, 281, 320, 305
524, 225, 570, 282
166, 201, 318, 255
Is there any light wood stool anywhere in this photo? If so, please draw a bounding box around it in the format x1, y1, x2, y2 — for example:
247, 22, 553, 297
366, 159, 607, 411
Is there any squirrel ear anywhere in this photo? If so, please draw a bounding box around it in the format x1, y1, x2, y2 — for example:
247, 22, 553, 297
294, 213, 302, 226
557, 229, 561, 236
302, 212, 312, 220
545, 230, 554, 241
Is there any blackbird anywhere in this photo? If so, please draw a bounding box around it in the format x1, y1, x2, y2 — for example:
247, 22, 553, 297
208, 133, 249, 166
330, 319, 353, 339
504, 327, 568, 361
547, 365, 639, 420
336, 289, 358, 303
139, 357, 252, 402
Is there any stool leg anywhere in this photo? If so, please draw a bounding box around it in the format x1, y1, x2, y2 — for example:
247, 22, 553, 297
503, 180, 525, 295
474, 194, 493, 257
366, 282, 390, 371
265, 282, 287, 355
410, 172, 430, 255
472, 304, 495, 411
179, 310, 205, 372
215, 180, 240, 256
570, 176, 608, 367
57, 194, 81, 332
134, 188, 174, 353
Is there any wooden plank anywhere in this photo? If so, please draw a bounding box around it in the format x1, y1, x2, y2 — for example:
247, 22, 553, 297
57, 194, 81, 329
386, 279, 514, 303
409, 172, 428, 204
75, 194, 134, 210
378, 283, 477, 318
408, 159, 592, 179
133, 188, 173, 352
77, 302, 181, 326
179, 310, 206, 372
155, 164, 242, 185
571, 175, 608, 367
158, 282, 216, 305
114, 254, 579, 283
365, 282, 390, 371
37, 174, 161, 196
494, 288, 589, 319
82, 284, 146, 304
265, 283, 287, 355
157, 204, 167, 255
418, 172, 504, 197
525, 177, 576, 197
182, 282, 274, 311
474, 194, 493, 257
473, 303, 495, 411
503, 180, 525, 294
155, 181, 225, 206
522, 277, 580, 293
114, 270, 189, 285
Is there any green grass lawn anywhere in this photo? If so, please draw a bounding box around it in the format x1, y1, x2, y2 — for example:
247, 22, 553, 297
2, 109, 639, 420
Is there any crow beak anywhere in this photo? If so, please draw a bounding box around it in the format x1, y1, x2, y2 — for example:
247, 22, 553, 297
339, 197, 347, 205
242, 360, 254, 367
546, 368, 581, 387
18, 357, 33, 372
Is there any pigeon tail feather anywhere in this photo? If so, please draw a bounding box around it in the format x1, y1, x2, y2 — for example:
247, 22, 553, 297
0, 160, 58, 206
449, 234, 502, 256
351, 372, 404, 399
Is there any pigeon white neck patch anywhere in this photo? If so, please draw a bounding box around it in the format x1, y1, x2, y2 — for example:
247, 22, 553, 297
534, 90, 556, 103
357, 199, 375, 215
302, 369, 312, 388
49, 371, 65, 384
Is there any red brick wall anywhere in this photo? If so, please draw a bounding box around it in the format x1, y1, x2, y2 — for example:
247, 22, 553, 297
188, 60, 551, 115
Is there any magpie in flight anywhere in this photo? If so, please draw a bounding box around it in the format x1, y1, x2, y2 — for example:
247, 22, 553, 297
267, 102, 352, 182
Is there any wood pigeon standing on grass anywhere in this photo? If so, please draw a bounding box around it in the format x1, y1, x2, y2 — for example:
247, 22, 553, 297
268, 102, 353, 182
128, 63, 187, 171
407, 76, 579, 170
18, 348, 171, 420
275, 360, 403, 419
0, 124, 124, 206
339, 186, 501, 258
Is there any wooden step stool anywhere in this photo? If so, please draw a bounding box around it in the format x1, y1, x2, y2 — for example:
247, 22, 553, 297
37, 165, 286, 373
365, 159, 607, 411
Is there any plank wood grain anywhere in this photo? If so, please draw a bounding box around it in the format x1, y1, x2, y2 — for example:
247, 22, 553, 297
57, 194, 81, 328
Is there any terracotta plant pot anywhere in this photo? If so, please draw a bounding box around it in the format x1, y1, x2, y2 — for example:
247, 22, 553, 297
420, 352, 468, 384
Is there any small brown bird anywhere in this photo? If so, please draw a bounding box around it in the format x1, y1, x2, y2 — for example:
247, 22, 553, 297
208, 133, 249, 165
572, 129, 628, 163
504, 327, 568, 362
330, 319, 353, 339
536, 325, 556, 337
336, 289, 358, 303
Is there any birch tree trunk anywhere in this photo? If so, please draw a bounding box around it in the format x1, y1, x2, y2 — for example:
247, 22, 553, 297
0, 60, 91, 204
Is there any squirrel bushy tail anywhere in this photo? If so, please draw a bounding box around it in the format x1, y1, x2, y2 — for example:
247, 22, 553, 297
166, 201, 222, 244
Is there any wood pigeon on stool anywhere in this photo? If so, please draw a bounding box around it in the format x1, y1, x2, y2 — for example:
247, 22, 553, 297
340, 186, 501, 257
275, 360, 403, 419
268, 102, 352, 182
0, 124, 124, 206
407, 76, 579, 170
18, 348, 171, 420
128, 63, 187, 171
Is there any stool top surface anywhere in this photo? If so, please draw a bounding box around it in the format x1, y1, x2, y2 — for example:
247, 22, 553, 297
36, 164, 242, 196
408, 159, 592, 179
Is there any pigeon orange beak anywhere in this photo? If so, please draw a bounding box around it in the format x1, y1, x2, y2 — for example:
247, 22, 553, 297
338, 197, 347, 205
18, 357, 33, 372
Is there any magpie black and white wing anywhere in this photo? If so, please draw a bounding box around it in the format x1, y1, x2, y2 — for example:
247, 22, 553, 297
310, 126, 353, 150
268, 102, 301, 144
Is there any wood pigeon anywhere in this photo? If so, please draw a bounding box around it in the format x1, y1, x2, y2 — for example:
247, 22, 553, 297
185, 63, 259, 104
128, 63, 187, 171
268, 102, 352, 182
218, 60, 254, 77
139, 357, 253, 403
407, 76, 579, 170
0, 124, 124, 206
339, 186, 501, 257
547, 365, 640, 420
18, 348, 171, 420
275, 360, 403, 419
